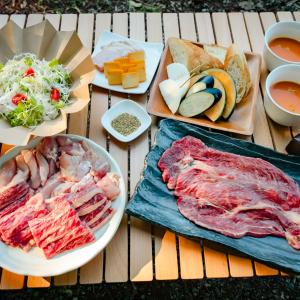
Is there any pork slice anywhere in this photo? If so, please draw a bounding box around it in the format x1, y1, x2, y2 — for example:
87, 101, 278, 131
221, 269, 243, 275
80, 200, 111, 226
22, 150, 41, 189
0, 159, 16, 188
51, 181, 74, 197
36, 151, 50, 186
89, 208, 115, 232
77, 194, 107, 216
39, 173, 64, 199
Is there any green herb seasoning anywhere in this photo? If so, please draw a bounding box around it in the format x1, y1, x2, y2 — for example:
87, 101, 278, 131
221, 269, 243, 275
111, 113, 141, 136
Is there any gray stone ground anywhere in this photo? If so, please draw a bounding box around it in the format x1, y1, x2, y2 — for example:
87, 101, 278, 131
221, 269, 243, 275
1, 0, 300, 299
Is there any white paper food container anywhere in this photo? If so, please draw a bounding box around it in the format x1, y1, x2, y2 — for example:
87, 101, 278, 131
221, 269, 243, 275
0, 20, 96, 145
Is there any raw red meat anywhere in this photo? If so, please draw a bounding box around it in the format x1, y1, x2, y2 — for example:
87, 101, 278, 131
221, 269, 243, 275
89, 208, 114, 232
29, 198, 94, 258
77, 194, 107, 216
158, 136, 300, 250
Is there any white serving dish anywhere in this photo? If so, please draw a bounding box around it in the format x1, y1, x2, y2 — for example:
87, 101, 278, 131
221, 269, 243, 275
101, 100, 152, 142
264, 21, 300, 71
265, 64, 300, 126
0, 134, 126, 277
92, 31, 164, 94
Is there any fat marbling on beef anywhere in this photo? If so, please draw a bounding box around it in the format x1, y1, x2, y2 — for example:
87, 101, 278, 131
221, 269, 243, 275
158, 136, 300, 249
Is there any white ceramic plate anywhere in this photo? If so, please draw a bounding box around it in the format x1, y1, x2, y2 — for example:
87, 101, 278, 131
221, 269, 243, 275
92, 31, 164, 94
101, 100, 152, 142
0, 134, 126, 277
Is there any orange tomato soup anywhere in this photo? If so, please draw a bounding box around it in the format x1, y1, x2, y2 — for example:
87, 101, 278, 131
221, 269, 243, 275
269, 37, 300, 62
270, 81, 300, 114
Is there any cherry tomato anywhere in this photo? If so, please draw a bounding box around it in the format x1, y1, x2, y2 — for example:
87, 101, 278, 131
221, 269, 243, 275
50, 88, 60, 101
23, 67, 35, 77
12, 93, 27, 105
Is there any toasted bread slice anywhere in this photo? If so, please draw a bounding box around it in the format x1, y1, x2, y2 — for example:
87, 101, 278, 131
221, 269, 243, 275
168, 37, 223, 72
224, 44, 252, 103
203, 44, 227, 65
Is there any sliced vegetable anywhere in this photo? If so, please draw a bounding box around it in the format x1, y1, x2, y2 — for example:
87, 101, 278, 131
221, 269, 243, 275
50, 88, 61, 101
204, 77, 226, 122
23, 67, 35, 77
12, 93, 27, 105
159, 79, 181, 114
186, 75, 214, 97
203, 88, 222, 101
167, 63, 190, 98
49, 58, 59, 67
203, 69, 236, 119
178, 92, 215, 117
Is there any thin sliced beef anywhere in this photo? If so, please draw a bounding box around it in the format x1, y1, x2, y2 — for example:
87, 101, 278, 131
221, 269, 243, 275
29, 199, 94, 259
159, 136, 300, 250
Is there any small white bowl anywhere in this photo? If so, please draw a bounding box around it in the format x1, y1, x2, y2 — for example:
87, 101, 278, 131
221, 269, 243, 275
101, 100, 152, 142
264, 21, 300, 71
265, 64, 300, 126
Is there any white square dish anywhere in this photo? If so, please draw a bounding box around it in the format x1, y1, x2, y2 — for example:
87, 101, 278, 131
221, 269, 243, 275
92, 31, 164, 94
101, 100, 152, 142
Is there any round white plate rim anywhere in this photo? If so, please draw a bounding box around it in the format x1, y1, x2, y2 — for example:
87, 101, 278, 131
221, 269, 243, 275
0, 134, 126, 277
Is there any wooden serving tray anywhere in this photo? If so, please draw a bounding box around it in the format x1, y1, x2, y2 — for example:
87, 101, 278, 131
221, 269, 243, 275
148, 42, 262, 135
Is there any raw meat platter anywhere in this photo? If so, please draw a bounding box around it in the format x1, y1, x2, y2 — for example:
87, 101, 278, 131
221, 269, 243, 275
0, 135, 126, 277
126, 119, 300, 273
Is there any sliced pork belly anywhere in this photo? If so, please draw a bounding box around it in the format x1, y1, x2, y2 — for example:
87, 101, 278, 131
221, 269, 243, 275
0, 169, 30, 211
97, 173, 120, 200
0, 159, 16, 188
36, 151, 49, 186
22, 150, 41, 189
29, 199, 94, 259
77, 194, 107, 217
89, 208, 115, 232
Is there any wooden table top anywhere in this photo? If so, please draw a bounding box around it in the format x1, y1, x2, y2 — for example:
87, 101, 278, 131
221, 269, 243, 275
0, 11, 299, 289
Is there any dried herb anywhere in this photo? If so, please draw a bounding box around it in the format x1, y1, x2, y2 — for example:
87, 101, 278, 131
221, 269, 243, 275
111, 113, 141, 136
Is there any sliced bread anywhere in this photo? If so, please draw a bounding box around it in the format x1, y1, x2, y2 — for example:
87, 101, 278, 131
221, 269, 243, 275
203, 44, 227, 65
168, 37, 223, 72
224, 44, 252, 103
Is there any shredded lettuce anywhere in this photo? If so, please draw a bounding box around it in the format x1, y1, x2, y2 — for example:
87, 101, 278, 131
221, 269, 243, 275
0, 53, 71, 128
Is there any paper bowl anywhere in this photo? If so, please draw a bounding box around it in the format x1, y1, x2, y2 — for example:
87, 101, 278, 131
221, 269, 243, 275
265, 64, 300, 126
263, 21, 300, 71
0, 20, 96, 146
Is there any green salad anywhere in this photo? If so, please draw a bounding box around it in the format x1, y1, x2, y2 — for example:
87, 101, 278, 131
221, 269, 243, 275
0, 53, 71, 128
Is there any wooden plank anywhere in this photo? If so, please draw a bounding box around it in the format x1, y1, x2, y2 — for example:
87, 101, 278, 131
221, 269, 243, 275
0, 14, 26, 291
68, 14, 94, 136
80, 13, 111, 285
26, 14, 43, 26
177, 12, 204, 280
195, 13, 215, 44
45, 14, 61, 29
154, 229, 178, 280
203, 242, 229, 278
104, 13, 129, 283
147, 13, 162, 144
129, 13, 153, 282
0, 15, 8, 28
277, 11, 294, 20
212, 13, 231, 47
151, 12, 181, 281
256, 12, 292, 153
54, 14, 78, 287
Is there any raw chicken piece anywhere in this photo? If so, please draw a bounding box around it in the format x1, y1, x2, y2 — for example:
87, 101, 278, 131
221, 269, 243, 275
0, 159, 16, 188
21, 150, 41, 189
15, 154, 29, 178
56, 136, 72, 146
39, 173, 64, 199
36, 151, 49, 186
97, 173, 120, 200
59, 141, 86, 156
59, 153, 91, 182
84, 148, 110, 179
37, 137, 58, 177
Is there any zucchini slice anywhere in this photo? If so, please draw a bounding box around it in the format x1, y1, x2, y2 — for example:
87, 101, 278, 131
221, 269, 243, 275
178, 92, 215, 117
186, 75, 215, 97
204, 78, 226, 122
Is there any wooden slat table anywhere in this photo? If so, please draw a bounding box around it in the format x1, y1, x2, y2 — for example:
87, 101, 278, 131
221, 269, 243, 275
0, 11, 299, 289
